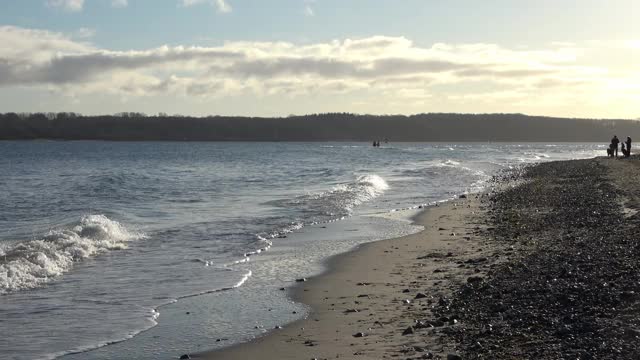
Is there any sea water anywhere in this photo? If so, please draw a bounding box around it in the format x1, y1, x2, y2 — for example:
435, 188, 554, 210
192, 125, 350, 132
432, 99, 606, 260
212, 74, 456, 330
0, 142, 603, 359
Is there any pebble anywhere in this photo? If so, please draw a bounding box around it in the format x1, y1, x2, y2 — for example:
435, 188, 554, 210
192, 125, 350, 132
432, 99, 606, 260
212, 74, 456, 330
402, 326, 415, 335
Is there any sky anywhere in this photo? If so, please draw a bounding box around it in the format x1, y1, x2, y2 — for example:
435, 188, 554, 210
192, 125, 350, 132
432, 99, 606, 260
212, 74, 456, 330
0, 0, 638, 118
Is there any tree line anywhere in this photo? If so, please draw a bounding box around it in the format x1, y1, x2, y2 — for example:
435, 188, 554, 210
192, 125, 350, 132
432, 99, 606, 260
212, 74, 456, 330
0, 112, 638, 142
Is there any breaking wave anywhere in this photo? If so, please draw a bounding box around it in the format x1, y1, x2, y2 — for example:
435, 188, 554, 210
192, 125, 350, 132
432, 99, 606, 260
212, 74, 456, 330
0, 215, 145, 294
242, 174, 389, 261
294, 174, 389, 217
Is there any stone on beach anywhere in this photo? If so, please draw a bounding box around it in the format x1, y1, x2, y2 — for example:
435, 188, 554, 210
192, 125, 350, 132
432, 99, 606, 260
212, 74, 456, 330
402, 326, 415, 335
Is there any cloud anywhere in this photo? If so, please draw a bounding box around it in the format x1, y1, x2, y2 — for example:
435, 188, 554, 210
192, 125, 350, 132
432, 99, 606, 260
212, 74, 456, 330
46, 0, 85, 11
180, 0, 231, 13
304, 0, 315, 16
45, 0, 127, 12
0, 26, 94, 63
215, 0, 231, 13
179, 0, 206, 5
0, 25, 637, 115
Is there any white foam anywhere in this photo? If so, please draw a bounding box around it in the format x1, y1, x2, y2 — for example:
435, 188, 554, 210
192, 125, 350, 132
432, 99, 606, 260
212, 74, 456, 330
316, 174, 389, 214
0, 215, 145, 293
441, 159, 461, 167
233, 270, 252, 288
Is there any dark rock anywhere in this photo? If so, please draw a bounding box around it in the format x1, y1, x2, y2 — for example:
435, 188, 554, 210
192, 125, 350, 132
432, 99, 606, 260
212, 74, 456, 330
353, 332, 366, 337
179, 355, 190, 360
430, 320, 445, 327
447, 354, 462, 360
466, 276, 483, 284
295, 278, 307, 282
414, 320, 430, 329
402, 326, 415, 335
415, 293, 427, 299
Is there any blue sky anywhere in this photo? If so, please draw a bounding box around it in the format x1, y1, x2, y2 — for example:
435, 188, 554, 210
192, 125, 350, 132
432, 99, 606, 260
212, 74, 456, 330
0, 0, 638, 117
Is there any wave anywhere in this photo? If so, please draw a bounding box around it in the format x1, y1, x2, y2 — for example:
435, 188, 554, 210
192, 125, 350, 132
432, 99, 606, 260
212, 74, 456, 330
266, 174, 388, 219
0, 215, 145, 294
236, 174, 389, 263
523, 152, 551, 160
399, 159, 472, 176
295, 174, 389, 217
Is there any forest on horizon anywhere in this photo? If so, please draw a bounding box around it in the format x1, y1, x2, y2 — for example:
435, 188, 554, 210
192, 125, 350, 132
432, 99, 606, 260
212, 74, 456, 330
1, 112, 639, 142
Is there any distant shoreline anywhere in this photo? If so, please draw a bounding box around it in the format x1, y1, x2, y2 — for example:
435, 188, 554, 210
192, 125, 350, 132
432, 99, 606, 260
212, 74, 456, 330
1, 112, 639, 142
0, 139, 609, 143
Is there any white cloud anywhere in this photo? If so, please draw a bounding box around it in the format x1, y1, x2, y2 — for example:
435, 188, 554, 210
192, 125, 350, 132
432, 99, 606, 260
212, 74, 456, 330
45, 0, 127, 12
215, 0, 231, 13
179, 0, 231, 13
304, 0, 315, 16
179, 0, 206, 6
46, 0, 85, 12
0, 26, 94, 63
0, 25, 637, 117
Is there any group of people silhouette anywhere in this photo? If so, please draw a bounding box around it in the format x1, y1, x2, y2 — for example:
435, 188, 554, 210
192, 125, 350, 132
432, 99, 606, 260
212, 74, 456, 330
607, 135, 632, 158
372, 139, 388, 147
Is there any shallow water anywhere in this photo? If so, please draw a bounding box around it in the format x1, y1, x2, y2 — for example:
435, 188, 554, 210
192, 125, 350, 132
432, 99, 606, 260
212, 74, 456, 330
0, 142, 603, 359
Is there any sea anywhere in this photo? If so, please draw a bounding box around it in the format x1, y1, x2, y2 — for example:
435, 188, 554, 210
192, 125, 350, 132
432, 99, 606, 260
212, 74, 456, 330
0, 141, 603, 360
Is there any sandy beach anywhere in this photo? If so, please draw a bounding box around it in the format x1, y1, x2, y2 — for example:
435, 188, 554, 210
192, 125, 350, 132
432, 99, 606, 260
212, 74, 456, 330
192, 155, 640, 360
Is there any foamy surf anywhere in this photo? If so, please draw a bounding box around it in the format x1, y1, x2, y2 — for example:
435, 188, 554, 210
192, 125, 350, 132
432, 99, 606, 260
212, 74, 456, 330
0, 214, 145, 293
229, 174, 390, 266
303, 174, 389, 216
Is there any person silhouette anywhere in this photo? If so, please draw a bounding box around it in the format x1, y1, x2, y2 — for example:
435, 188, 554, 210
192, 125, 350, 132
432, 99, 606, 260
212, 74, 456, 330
626, 137, 632, 156
611, 135, 620, 157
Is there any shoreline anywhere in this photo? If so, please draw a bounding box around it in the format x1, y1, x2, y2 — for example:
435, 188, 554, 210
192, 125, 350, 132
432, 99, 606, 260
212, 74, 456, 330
194, 156, 640, 359
195, 193, 501, 359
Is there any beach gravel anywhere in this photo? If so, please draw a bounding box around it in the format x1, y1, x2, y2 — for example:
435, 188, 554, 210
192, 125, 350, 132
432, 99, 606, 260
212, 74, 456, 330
436, 158, 640, 359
